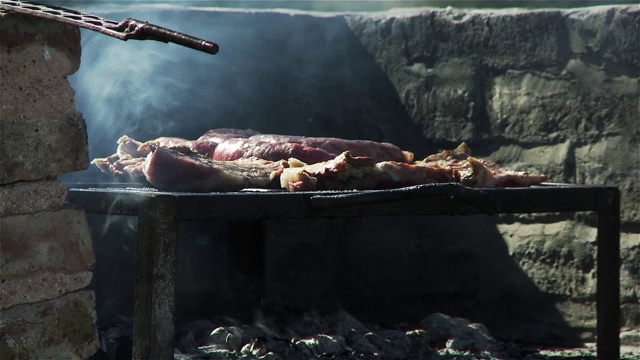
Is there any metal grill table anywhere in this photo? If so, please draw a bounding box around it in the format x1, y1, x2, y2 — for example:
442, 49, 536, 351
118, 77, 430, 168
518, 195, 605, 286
66, 183, 621, 360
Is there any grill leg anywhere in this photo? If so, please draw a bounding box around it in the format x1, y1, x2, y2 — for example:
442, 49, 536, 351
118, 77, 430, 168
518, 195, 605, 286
596, 188, 620, 360
133, 195, 179, 360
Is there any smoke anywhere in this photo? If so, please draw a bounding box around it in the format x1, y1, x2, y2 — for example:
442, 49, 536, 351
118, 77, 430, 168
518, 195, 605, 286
60, 4, 433, 184
74, 38, 191, 143
61, 6, 235, 182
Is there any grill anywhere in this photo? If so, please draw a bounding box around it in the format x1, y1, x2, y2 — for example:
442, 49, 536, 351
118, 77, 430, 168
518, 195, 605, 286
66, 183, 621, 360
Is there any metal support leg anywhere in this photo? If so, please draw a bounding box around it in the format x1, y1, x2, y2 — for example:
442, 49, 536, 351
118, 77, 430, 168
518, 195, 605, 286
596, 188, 621, 360
133, 195, 179, 360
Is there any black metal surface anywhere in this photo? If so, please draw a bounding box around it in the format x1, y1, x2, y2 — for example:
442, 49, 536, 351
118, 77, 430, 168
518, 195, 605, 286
0, 0, 219, 54
596, 188, 621, 360
66, 182, 617, 219
65, 183, 621, 360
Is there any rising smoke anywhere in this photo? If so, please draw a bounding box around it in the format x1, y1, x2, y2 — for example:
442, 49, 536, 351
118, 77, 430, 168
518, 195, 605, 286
60, 4, 429, 183
61, 6, 241, 183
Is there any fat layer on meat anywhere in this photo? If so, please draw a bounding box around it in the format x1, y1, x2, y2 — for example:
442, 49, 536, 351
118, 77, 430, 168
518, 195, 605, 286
91, 154, 147, 183
117, 135, 190, 158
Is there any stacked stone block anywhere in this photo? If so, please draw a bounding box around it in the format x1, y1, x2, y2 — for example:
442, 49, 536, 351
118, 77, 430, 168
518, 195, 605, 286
0, 12, 98, 358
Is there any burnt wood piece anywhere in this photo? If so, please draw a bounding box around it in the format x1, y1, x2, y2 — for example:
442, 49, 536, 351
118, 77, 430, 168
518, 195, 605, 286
66, 183, 621, 360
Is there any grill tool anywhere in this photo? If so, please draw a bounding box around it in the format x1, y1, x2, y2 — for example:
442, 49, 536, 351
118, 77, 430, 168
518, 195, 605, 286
0, 0, 219, 54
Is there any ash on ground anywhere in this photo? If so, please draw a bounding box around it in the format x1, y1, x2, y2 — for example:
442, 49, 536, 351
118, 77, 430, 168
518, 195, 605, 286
91, 310, 640, 360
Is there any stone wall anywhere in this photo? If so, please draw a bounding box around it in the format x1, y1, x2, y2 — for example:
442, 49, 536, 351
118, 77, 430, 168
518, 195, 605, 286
342, 5, 639, 340
0, 12, 98, 358
346, 6, 639, 226
67, 4, 638, 346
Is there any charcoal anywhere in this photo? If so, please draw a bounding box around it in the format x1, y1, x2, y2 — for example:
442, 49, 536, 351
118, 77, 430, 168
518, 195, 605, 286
406, 329, 431, 359
364, 330, 411, 360
240, 338, 268, 358
208, 326, 243, 351
351, 336, 379, 356
293, 334, 344, 357
167, 309, 634, 359
420, 313, 498, 353
331, 309, 369, 340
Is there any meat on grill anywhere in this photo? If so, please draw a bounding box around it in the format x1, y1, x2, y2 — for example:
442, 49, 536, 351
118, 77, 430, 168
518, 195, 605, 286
141, 144, 287, 192
91, 136, 148, 182
117, 135, 190, 159
189, 128, 261, 157
92, 130, 547, 192
249, 134, 413, 163
418, 143, 548, 188
280, 143, 546, 191
281, 152, 455, 192
132, 129, 413, 163
92, 129, 414, 182
211, 138, 335, 163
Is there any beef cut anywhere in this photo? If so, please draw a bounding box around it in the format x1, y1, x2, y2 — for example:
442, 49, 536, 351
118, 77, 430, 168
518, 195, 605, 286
280, 143, 547, 191
189, 128, 261, 157
141, 144, 287, 192
281, 152, 455, 191
92, 155, 146, 182
91, 136, 147, 182
211, 138, 335, 163
419, 143, 548, 188
92, 129, 414, 183
91, 130, 547, 192
250, 134, 413, 163
109, 129, 411, 164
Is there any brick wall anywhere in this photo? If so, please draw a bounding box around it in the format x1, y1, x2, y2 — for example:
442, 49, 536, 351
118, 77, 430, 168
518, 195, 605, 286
0, 12, 98, 358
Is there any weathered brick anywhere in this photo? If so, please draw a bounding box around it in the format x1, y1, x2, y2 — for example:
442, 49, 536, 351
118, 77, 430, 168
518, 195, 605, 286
0, 179, 67, 216
0, 291, 99, 359
0, 208, 94, 310
566, 6, 640, 66
575, 136, 640, 225
347, 8, 563, 74
487, 66, 638, 142
0, 12, 80, 121
0, 111, 89, 184
0, 12, 81, 78
0, 75, 76, 120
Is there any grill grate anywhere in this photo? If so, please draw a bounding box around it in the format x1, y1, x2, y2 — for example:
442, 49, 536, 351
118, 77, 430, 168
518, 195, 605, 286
0, 0, 219, 54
